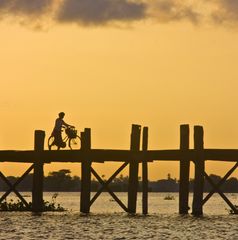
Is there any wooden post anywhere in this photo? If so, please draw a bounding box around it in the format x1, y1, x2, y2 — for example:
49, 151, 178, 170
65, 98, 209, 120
179, 124, 190, 214
32, 130, 45, 212
80, 128, 91, 213
128, 124, 141, 214
192, 125, 205, 216
142, 127, 148, 215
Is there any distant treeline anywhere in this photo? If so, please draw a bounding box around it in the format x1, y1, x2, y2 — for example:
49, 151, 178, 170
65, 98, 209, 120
1, 170, 238, 192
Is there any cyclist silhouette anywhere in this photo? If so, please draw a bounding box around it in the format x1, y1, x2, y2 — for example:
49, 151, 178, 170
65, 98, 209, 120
51, 112, 74, 148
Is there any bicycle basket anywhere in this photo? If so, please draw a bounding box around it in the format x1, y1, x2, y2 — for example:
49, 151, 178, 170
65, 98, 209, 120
66, 128, 77, 138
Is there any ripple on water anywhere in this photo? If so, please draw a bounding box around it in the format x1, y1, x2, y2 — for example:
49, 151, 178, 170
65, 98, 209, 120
1, 212, 238, 239
1, 192, 238, 239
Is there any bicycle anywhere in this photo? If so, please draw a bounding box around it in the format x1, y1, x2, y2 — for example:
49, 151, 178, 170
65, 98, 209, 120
48, 126, 81, 150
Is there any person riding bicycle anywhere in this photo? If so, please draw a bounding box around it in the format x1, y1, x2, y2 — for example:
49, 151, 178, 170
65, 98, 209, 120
52, 112, 74, 148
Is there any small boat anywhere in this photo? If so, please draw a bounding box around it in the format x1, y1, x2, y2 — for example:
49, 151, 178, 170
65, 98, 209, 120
164, 194, 175, 200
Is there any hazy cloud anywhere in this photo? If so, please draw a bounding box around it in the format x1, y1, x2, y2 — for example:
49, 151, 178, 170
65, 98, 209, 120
147, 0, 200, 24
56, 0, 146, 25
0, 0, 52, 16
212, 0, 238, 24
0, 0, 238, 28
0, 0, 198, 26
56, 0, 200, 25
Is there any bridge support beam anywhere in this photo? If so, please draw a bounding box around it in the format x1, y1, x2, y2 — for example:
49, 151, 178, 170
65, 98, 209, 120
179, 124, 190, 214
32, 130, 45, 212
80, 128, 92, 213
128, 124, 141, 214
192, 126, 205, 216
142, 126, 148, 215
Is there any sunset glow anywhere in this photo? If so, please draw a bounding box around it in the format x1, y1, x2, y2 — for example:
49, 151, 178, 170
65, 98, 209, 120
1, 0, 238, 180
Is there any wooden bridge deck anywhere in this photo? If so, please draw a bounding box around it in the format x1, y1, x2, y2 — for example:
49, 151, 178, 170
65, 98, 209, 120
0, 149, 238, 163
1, 125, 238, 215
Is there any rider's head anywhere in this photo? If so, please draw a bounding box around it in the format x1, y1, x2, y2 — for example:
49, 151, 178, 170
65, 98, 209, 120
58, 112, 65, 119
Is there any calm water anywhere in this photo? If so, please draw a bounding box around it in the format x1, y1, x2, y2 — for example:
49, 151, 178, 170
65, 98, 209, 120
1, 192, 238, 239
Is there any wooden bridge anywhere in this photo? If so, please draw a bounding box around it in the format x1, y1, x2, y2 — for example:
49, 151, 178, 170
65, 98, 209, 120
1, 124, 238, 215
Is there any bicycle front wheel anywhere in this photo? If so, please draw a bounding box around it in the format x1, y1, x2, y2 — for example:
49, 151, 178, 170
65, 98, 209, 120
48, 136, 60, 150
69, 136, 81, 150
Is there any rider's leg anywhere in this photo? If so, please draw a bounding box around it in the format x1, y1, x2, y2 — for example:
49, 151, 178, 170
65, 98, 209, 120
54, 131, 62, 146
59, 133, 66, 148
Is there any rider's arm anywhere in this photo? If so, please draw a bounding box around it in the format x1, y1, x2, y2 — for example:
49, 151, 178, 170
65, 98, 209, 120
62, 120, 74, 128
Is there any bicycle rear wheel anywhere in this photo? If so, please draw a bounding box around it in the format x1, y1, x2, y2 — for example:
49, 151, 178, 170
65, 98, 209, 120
69, 136, 81, 150
48, 136, 60, 150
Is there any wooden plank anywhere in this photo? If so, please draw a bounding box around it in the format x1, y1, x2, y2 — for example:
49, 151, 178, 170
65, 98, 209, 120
203, 162, 238, 205
47, 149, 131, 162
0, 164, 33, 204
46, 149, 185, 162
80, 129, 92, 213
179, 124, 190, 214
0, 149, 186, 163
32, 130, 45, 212
128, 124, 141, 214
90, 162, 128, 207
90, 167, 128, 212
204, 172, 238, 213
0, 151, 36, 163
0, 171, 30, 208
204, 149, 238, 161
3, 148, 238, 163
192, 126, 205, 216
142, 127, 148, 215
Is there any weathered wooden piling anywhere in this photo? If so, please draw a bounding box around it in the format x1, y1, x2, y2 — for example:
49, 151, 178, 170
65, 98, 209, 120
179, 124, 190, 214
80, 128, 92, 213
128, 124, 141, 214
142, 127, 148, 215
192, 126, 205, 216
32, 130, 45, 212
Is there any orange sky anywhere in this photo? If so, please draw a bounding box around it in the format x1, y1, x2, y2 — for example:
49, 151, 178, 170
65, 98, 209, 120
1, 0, 238, 180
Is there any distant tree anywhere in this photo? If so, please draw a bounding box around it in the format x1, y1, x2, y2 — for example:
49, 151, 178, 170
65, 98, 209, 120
111, 174, 129, 191
2, 170, 238, 193
44, 169, 78, 191
204, 174, 222, 192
